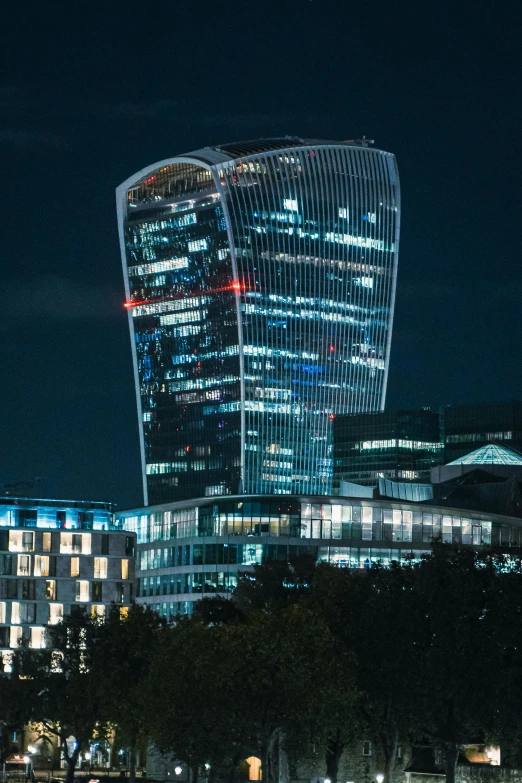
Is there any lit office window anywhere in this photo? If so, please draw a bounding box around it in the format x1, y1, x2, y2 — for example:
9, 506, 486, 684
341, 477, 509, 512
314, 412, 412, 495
93, 557, 108, 579
121, 559, 129, 580
61, 533, 91, 555
45, 580, 57, 600
75, 581, 89, 602
42, 533, 52, 553
30, 627, 46, 649
9, 531, 34, 553
34, 556, 50, 577
17, 555, 31, 576
48, 604, 63, 625
91, 605, 105, 620
0, 602, 5, 624
10, 603, 20, 624
9, 626, 22, 649
70, 557, 80, 577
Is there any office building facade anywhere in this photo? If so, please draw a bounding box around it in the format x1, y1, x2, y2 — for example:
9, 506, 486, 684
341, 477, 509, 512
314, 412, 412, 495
333, 408, 443, 487
443, 401, 522, 464
117, 490, 522, 620
117, 138, 400, 505
0, 497, 135, 673
333, 402, 522, 488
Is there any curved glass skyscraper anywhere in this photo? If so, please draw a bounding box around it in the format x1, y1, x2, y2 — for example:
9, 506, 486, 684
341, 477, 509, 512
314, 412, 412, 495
117, 138, 400, 505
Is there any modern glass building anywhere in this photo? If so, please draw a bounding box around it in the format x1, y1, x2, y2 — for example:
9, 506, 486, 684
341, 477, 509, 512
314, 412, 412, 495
443, 401, 522, 464
117, 492, 522, 620
117, 138, 400, 505
333, 408, 443, 487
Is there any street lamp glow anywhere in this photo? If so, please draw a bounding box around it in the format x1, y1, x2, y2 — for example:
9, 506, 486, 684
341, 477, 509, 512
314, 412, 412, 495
204, 765, 210, 771
27, 746, 37, 754
85, 752, 91, 761
174, 767, 182, 776
23, 756, 30, 765
325, 778, 332, 783
376, 774, 384, 783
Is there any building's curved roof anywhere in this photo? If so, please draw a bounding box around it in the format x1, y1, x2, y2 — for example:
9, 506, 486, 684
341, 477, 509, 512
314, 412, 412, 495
447, 443, 522, 466
215, 136, 307, 158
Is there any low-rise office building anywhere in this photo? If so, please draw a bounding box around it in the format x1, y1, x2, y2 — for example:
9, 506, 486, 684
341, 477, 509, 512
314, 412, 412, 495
0, 496, 136, 672
333, 401, 522, 488
118, 491, 522, 619
333, 408, 444, 487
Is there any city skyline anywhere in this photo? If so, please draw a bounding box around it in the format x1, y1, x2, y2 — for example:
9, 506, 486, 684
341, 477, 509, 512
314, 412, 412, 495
1, 1, 521, 507
118, 139, 400, 504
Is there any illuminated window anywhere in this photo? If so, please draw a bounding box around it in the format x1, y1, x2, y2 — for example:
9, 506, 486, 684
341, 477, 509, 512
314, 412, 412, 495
30, 627, 46, 649
246, 757, 262, 781
45, 580, 57, 600
121, 559, 129, 580
9, 626, 22, 649
34, 556, 49, 577
9, 531, 34, 553
10, 603, 20, 624
17, 555, 31, 576
91, 605, 105, 619
42, 533, 51, 553
61, 533, 91, 555
187, 238, 208, 252
49, 604, 63, 625
0, 602, 5, 624
75, 581, 89, 602
283, 199, 298, 212
93, 557, 108, 579
119, 607, 129, 620
70, 557, 80, 577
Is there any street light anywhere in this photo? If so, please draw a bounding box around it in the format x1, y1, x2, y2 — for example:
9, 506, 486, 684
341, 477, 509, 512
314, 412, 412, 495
174, 767, 182, 776
27, 746, 37, 755
376, 774, 384, 783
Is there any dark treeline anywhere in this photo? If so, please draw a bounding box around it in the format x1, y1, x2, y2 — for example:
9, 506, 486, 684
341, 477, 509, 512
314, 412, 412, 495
4, 543, 522, 783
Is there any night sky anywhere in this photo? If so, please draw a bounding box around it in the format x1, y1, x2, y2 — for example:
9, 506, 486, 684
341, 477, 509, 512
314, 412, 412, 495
2, 1, 521, 508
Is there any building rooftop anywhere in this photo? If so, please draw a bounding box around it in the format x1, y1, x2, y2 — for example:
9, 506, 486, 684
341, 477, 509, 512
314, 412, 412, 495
447, 443, 522, 466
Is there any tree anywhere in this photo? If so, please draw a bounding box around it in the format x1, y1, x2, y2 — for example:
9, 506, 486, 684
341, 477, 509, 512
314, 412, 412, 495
91, 604, 166, 783
18, 606, 107, 783
232, 554, 318, 614
146, 617, 250, 783
409, 544, 522, 783
314, 561, 424, 783
147, 605, 359, 783
0, 669, 38, 762
192, 594, 245, 625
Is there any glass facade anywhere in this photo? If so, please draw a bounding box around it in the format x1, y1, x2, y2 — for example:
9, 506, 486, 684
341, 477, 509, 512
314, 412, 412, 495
443, 401, 522, 464
117, 494, 522, 620
333, 409, 443, 486
0, 497, 118, 530
117, 139, 400, 505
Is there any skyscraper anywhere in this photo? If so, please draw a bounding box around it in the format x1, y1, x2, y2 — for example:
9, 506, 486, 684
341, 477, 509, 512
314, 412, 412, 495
117, 138, 400, 505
